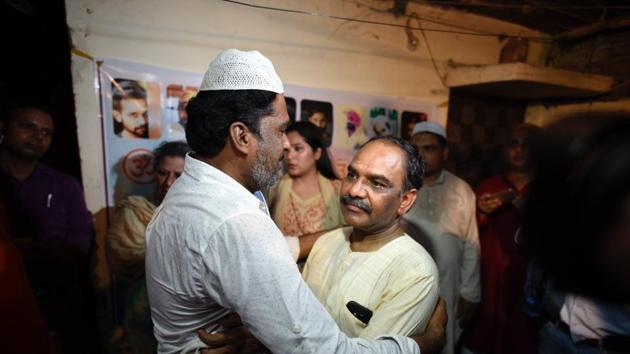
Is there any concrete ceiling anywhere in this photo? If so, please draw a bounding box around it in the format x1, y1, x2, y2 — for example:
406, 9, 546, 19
421, 0, 630, 35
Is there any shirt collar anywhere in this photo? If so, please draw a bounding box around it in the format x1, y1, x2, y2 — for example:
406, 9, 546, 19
183, 154, 269, 215
0, 162, 51, 184
424, 169, 446, 188
435, 170, 446, 184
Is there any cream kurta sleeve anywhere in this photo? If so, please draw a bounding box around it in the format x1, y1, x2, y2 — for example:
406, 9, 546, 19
359, 267, 439, 339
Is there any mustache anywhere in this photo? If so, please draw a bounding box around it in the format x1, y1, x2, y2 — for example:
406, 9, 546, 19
341, 195, 372, 214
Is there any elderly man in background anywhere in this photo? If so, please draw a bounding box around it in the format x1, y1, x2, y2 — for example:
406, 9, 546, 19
145, 48, 446, 354
107, 140, 190, 353
403, 122, 480, 354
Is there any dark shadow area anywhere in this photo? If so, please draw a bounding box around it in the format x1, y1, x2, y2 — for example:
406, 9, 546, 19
0, 0, 82, 180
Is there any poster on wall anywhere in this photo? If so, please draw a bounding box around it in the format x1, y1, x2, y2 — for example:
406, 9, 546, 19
301, 99, 333, 147
99, 60, 201, 210
368, 107, 398, 138
401, 111, 428, 141
164, 84, 198, 139
99, 59, 437, 211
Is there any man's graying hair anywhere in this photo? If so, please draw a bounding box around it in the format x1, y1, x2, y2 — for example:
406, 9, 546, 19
361, 136, 425, 192
153, 141, 191, 170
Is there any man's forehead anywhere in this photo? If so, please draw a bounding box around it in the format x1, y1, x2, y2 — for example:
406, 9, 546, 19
14, 108, 54, 128
412, 132, 440, 145
121, 98, 147, 108
352, 141, 404, 175
263, 95, 289, 126
510, 130, 531, 140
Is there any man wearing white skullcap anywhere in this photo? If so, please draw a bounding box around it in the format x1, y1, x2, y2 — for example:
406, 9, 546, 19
402, 121, 480, 354
145, 49, 446, 354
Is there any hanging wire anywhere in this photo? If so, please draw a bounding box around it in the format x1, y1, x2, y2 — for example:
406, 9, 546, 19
220, 0, 554, 42
347, 0, 498, 36
407, 12, 449, 88
414, 1, 630, 10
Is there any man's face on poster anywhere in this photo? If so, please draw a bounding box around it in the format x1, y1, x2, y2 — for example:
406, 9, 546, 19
308, 112, 327, 129
115, 98, 149, 138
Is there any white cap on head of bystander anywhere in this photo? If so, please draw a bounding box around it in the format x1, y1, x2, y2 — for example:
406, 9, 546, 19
411, 121, 447, 139
199, 49, 284, 94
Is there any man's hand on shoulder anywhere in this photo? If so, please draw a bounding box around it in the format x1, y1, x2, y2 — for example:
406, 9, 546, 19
411, 298, 447, 354
198, 313, 267, 354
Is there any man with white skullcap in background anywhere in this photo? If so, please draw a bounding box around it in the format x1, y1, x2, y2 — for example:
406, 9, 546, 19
145, 49, 446, 354
402, 122, 480, 354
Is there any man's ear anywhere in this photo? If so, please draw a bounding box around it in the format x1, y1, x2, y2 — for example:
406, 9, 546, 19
398, 188, 417, 216
228, 121, 253, 155
442, 145, 449, 161
113, 110, 122, 123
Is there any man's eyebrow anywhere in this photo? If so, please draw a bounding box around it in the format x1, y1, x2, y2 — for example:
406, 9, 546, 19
280, 120, 291, 131
367, 173, 393, 186
347, 164, 393, 186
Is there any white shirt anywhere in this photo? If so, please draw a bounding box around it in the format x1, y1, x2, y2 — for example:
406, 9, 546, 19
560, 294, 630, 342
403, 170, 480, 354
303, 228, 439, 339
145, 155, 421, 354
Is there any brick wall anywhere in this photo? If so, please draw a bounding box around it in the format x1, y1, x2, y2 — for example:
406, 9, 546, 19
547, 28, 630, 100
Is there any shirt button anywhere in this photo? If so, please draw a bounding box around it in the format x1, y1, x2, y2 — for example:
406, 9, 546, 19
292, 324, 302, 334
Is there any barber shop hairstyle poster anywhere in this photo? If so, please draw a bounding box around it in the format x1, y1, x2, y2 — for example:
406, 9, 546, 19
99, 60, 201, 213
98, 59, 436, 212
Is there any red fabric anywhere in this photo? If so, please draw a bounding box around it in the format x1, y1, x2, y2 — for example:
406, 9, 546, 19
464, 175, 537, 354
0, 204, 52, 354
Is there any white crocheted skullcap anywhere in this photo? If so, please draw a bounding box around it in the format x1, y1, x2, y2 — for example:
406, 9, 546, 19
412, 121, 447, 139
199, 49, 284, 94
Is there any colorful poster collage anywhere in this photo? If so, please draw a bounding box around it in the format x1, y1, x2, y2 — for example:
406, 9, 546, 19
99, 60, 435, 210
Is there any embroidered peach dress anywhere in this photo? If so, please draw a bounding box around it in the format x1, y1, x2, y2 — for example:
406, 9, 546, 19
268, 173, 344, 237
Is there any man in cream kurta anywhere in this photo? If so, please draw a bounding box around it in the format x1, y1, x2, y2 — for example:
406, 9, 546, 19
403, 122, 480, 354
303, 226, 439, 339
302, 136, 439, 343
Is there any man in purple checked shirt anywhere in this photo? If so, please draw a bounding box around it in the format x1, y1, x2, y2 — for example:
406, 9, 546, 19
0, 106, 96, 353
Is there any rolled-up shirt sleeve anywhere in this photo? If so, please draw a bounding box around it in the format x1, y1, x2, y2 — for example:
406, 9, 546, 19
201, 212, 420, 354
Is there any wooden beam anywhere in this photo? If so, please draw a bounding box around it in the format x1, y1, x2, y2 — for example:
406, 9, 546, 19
554, 17, 630, 40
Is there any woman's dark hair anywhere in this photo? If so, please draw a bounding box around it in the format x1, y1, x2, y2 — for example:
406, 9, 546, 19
153, 141, 191, 169
286, 121, 338, 180
185, 90, 277, 157
362, 136, 425, 192
522, 113, 630, 302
